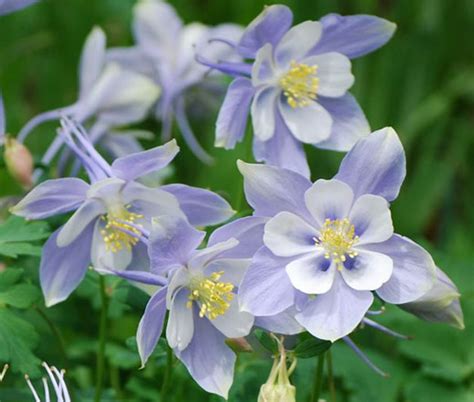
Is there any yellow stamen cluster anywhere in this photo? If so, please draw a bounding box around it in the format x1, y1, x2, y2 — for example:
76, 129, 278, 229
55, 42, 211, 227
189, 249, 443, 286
100, 207, 143, 253
314, 218, 359, 270
280, 61, 319, 108
187, 271, 234, 320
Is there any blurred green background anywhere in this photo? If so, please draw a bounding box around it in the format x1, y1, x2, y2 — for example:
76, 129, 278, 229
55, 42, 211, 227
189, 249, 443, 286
0, 0, 473, 401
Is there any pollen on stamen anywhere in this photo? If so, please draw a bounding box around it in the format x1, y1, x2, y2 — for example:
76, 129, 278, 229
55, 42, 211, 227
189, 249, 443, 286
280, 60, 319, 108
187, 271, 235, 320
314, 218, 359, 270
100, 206, 143, 253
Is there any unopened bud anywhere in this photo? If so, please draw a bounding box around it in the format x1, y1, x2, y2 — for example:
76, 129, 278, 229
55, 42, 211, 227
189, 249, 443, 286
401, 266, 464, 329
258, 335, 297, 402
258, 383, 296, 402
226, 337, 253, 353
4, 137, 33, 189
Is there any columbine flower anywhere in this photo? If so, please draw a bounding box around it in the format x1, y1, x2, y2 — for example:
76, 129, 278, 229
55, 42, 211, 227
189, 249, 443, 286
16, 26, 160, 178
401, 266, 464, 329
0, 0, 39, 16
237, 127, 462, 342
25, 362, 71, 402
11, 118, 233, 306
107, 0, 243, 163
204, 5, 395, 177
106, 215, 254, 398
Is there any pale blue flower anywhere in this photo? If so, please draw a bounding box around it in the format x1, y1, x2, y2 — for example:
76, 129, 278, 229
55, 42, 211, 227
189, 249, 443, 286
11, 118, 233, 306
107, 0, 243, 163
105, 215, 254, 398
236, 128, 460, 342
17, 27, 160, 179
203, 5, 396, 177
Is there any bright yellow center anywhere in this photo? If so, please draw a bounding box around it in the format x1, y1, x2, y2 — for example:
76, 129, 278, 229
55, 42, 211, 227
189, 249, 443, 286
279, 61, 319, 108
314, 218, 359, 269
100, 206, 143, 253
187, 271, 234, 320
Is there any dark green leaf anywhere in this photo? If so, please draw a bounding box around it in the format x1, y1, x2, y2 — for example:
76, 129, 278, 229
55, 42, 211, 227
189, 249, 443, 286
292, 337, 331, 359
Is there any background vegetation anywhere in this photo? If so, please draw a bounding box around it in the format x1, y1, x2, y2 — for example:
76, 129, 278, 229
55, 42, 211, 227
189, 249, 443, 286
0, 0, 473, 401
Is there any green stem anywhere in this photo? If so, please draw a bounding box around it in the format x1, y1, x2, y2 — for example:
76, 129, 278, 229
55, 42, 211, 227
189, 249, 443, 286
326, 349, 336, 402
34, 306, 69, 368
311, 353, 326, 402
94, 276, 109, 402
161, 346, 173, 400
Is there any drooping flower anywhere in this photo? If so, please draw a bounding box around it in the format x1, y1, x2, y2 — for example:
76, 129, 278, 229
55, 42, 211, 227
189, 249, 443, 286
25, 362, 71, 402
16, 27, 160, 179
203, 5, 395, 177
11, 118, 234, 306
401, 266, 464, 329
107, 0, 243, 163
237, 127, 461, 342
105, 215, 254, 398
0, 0, 40, 16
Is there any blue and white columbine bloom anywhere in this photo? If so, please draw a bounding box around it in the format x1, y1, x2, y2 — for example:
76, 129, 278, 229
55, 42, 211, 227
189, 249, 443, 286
106, 215, 254, 398
11, 118, 233, 306
108, 0, 243, 163
17, 27, 160, 178
206, 5, 395, 177
237, 127, 462, 341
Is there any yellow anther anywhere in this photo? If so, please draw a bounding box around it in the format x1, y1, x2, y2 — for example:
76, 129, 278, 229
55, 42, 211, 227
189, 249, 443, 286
187, 271, 234, 320
279, 60, 319, 108
100, 206, 143, 253
314, 218, 359, 269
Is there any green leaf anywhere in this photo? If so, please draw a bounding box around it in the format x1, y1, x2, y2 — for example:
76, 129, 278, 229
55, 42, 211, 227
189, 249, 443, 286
0, 309, 40, 376
292, 337, 331, 359
0, 283, 40, 308
0, 242, 42, 258
0, 216, 49, 258
0, 216, 49, 242
0, 268, 23, 290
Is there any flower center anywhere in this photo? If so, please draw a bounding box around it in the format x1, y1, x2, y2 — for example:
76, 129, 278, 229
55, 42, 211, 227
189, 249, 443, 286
279, 61, 319, 108
314, 218, 359, 269
100, 206, 143, 253
187, 271, 234, 320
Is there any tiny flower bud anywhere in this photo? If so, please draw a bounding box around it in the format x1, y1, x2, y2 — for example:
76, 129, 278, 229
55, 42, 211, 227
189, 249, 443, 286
258, 335, 297, 402
226, 337, 253, 353
4, 137, 33, 189
401, 267, 464, 329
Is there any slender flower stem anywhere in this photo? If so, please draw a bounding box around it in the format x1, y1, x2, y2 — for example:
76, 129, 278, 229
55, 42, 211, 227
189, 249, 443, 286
326, 349, 336, 402
34, 306, 69, 369
94, 276, 109, 402
161, 345, 173, 400
311, 353, 326, 402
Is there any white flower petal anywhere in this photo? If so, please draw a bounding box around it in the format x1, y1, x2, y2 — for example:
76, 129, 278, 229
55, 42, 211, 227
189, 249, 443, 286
264, 212, 318, 257
304, 179, 354, 227
166, 288, 194, 351
279, 98, 332, 144
302, 52, 354, 97
275, 21, 322, 68
340, 250, 393, 291
251, 86, 279, 141
349, 194, 393, 245
211, 298, 254, 338
286, 253, 336, 294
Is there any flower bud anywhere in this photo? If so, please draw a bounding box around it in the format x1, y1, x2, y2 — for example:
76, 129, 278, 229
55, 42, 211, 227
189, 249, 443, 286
401, 266, 464, 329
4, 137, 33, 189
258, 336, 297, 402
258, 382, 296, 402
